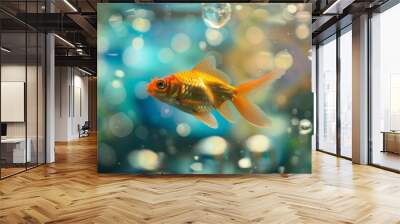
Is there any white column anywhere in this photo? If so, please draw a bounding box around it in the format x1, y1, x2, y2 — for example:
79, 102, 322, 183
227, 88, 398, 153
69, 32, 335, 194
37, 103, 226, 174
45, 0, 56, 163
46, 32, 55, 163
352, 14, 369, 164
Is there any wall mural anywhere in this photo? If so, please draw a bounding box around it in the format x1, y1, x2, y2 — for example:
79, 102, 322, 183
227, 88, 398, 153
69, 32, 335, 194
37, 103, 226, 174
97, 3, 312, 174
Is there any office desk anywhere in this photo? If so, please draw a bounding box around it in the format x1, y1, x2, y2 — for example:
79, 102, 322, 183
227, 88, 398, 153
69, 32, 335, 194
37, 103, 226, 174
1, 138, 31, 163
382, 131, 400, 154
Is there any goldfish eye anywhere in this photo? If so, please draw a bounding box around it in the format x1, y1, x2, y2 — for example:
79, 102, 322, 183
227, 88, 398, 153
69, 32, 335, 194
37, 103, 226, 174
156, 80, 167, 90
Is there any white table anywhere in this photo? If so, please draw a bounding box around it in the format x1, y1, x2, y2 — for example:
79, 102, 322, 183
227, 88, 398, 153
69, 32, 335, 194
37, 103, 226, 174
1, 138, 31, 163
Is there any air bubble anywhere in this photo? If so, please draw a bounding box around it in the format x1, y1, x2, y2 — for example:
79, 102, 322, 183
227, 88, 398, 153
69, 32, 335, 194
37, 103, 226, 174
202, 3, 232, 29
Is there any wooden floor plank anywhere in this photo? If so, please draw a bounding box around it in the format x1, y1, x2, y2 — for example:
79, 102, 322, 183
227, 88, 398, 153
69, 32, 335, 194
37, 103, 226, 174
1, 135, 400, 224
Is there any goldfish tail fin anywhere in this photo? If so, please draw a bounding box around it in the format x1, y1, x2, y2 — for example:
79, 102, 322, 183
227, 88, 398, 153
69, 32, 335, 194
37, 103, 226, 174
231, 69, 283, 127
236, 70, 285, 95
232, 96, 270, 128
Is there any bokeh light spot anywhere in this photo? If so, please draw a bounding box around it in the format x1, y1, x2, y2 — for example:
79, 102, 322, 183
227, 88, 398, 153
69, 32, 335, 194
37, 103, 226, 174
109, 112, 134, 138
104, 83, 126, 105
176, 123, 191, 137
296, 11, 311, 23
132, 18, 151, 32
299, 119, 312, 135
238, 157, 252, 169
115, 69, 125, 78
108, 14, 123, 27
274, 50, 293, 70
255, 51, 274, 70
246, 134, 270, 153
287, 4, 297, 14
128, 149, 160, 171
190, 162, 203, 172
171, 33, 192, 53
245, 26, 264, 45
205, 28, 224, 46
199, 41, 207, 50
132, 37, 144, 49
160, 106, 172, 118
196, 136, 228, 156
158, 48, 174, 63
295, 24, 310, 40
111, 80, 122, 88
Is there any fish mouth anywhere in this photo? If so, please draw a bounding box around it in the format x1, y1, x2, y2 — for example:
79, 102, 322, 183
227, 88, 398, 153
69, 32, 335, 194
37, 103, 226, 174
146, 83, 155, 96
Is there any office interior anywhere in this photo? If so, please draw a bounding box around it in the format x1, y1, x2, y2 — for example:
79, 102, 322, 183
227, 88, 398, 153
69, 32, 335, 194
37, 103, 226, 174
314, 2, 400, 172
0, 0, 398, 178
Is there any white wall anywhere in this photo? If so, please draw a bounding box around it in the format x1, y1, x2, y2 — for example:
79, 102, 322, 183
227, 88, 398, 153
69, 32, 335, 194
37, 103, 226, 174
55, 67, 89, 141
1, 64, 46, 164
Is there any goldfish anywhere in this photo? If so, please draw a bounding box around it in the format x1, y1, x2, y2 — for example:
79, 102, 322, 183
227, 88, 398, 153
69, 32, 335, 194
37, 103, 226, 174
147, 57, 285, 129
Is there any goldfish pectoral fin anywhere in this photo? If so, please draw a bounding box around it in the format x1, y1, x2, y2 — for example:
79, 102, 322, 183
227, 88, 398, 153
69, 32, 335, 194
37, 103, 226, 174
217, 101, 235, 123
192, 57, 231, 83
194, 112, 218, 129
232, 96, 270, 128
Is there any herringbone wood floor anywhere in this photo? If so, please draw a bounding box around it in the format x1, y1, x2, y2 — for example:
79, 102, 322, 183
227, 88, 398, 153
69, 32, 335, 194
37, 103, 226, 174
1, 135, 400, 224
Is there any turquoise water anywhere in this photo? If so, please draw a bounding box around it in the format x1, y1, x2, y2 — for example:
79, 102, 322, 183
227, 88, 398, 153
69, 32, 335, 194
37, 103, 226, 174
97, 3, 312, 174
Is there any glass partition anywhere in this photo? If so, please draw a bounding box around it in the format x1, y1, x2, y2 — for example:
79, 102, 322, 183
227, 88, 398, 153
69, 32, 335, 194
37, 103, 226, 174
317, 36, 337, 154
0, 1, 46, 179
339, 27, 352, 158
1, 30, 28, 177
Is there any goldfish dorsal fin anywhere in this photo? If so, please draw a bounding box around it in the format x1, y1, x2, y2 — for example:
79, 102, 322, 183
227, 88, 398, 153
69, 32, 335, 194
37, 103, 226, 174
194, 112, 218, 129
192, 57, 231, 83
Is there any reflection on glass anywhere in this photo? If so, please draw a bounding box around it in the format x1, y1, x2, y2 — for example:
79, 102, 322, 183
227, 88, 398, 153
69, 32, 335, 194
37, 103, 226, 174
0, 1, 47, 178
1, 31, 27, 177
340, 29, 352, 158
371, 4, 400, 171
317, 37, 337, 154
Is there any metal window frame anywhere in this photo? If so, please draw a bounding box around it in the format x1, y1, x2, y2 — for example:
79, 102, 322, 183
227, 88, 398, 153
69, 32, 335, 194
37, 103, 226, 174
315, 22, 353, 161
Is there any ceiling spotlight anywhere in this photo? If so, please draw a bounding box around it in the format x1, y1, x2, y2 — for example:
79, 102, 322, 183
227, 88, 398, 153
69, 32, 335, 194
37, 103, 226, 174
78, 67, 93, 76
54, 34, 75, 48
1, 47, 11, 53
63, 0, 78, 12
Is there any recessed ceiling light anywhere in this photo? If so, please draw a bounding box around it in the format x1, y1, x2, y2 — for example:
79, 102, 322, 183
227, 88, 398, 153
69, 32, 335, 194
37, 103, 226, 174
54, 34, 75, 48
63, 0, 78, 12
78, 67, 93, 76
1, 47, 11, 53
